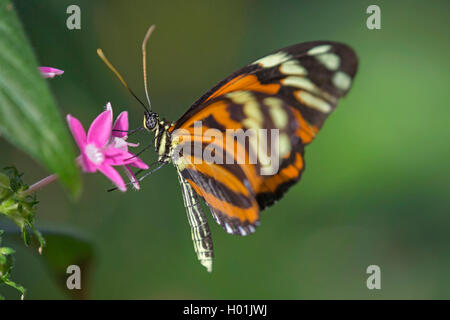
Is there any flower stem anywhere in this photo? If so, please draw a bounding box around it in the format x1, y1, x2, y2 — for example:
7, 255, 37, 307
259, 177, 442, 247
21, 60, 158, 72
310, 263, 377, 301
21, 174, 58, 196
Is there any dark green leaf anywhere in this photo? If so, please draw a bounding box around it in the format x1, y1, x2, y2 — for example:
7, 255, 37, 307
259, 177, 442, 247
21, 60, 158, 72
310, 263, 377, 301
0, 173, 9, 190
0, 0, 81, 196
3, 226, 95, 299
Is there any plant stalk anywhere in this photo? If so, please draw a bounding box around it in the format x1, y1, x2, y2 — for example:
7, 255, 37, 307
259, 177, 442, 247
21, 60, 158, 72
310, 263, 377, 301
21, 174, 57, 196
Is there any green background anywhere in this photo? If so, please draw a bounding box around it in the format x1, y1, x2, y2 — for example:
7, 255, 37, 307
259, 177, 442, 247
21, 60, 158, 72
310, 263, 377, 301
1, 0, 449, 299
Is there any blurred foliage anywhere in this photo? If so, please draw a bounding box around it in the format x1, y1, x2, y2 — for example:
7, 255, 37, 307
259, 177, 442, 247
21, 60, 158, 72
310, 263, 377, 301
0, 166, 95, 299
0, 167, 44, 249
0, 230, 25, 299
0, 0, 81, 196
0, 165, 43, 299
1, 226, 95, 299
0, 0, 448, 299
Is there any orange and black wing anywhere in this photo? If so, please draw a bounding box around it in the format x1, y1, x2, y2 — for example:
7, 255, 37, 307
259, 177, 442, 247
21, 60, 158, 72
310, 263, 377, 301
172, 41, 358, 235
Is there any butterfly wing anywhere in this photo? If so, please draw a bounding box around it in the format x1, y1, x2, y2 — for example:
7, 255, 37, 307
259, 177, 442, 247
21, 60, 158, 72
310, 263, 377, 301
172, 41, 358, 235
177, 41, 357, 131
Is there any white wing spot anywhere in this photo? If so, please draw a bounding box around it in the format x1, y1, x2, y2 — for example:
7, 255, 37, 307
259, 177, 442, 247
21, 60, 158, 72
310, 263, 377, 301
333, 71, 352, 91
242, 118, 261, 131
295, 91, 332, 113
228, 91, 264, 130
316, 53, 340, 70
243, 102, 264, 127
278, 133, 291, 158
253, 51, 292, 68
279, 60, 307, 76
282, 76, 337, 103
307, 44, 332, 56
282, 76, 317, 92
264, 97, 288, 129
226, 90, 253, 104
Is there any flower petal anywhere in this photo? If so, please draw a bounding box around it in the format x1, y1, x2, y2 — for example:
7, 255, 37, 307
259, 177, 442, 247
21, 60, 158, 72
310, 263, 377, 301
66, 115, 87, 150
111, 136, 129, 151
127, 141, 140, 148
105, 102, 113, 121
112, 111, 129, 137
98, 165, 126, 192
39, 66, 64, 78
124, 165, 140, 190
105, 102, 113, 113
103, 148, 145, 166
87, 109, 112, 147
77, 154, 97, 173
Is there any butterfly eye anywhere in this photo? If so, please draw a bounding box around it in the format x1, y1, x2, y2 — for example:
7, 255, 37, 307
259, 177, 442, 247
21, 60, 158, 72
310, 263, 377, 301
144, 112, 158, 131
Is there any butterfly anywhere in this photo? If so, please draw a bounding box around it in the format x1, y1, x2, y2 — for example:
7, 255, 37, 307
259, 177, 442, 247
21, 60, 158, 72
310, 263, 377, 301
98, 26, 358, 272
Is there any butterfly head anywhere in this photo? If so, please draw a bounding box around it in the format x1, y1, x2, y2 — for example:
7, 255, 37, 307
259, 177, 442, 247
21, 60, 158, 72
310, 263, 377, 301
143, 111, 159, 132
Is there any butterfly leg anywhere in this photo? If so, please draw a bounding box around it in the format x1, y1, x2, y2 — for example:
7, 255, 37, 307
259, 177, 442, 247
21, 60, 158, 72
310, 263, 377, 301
106, 161, 166, 192
124, 137, 156, 161
112, 126, 145, 135
177, 169, 214, 272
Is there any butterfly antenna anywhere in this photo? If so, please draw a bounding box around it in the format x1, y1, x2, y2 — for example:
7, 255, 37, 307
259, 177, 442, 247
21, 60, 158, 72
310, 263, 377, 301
97, 48, 149, 112
142, 25, 155, 111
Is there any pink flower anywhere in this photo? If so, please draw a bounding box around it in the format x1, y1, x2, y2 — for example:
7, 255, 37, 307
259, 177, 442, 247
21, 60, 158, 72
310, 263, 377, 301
106, 103, 146, 190
39, 66, 64, 78
66, 103, 149, 191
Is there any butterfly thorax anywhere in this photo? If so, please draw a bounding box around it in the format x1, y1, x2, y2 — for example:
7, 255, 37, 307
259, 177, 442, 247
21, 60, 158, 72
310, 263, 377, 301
143, 112, 174, 162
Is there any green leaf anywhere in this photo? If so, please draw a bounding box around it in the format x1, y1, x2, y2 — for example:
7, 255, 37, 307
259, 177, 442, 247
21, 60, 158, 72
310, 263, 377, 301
2, 278, 25, 299
0, 0, 81, 196
3, 226, 95, 299
0, 247, 15, 255
0, 167, 44, 249
0, 173, 10, 190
